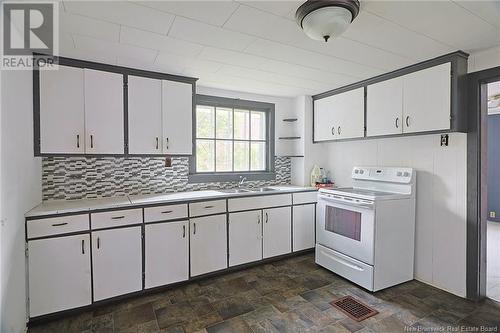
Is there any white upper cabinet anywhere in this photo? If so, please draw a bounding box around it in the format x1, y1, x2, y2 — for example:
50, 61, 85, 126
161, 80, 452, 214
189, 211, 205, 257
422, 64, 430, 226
162, 80, 193, 155
314, 88, 364, 142
40, 65, 85, 154
84, 69, 124, 154
403, 62, 451, 134
367, 77, 403, 137
128, 76, 163, 155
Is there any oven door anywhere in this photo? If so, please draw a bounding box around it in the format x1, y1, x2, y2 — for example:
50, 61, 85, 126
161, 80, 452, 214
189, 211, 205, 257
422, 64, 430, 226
317, 193, 375, 265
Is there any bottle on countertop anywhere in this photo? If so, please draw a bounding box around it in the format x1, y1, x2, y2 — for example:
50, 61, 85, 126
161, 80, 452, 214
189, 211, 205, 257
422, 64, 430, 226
310, 165, 321, 187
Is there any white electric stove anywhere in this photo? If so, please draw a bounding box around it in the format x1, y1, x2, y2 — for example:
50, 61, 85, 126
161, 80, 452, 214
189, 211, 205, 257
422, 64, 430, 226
315, 166, 416, 292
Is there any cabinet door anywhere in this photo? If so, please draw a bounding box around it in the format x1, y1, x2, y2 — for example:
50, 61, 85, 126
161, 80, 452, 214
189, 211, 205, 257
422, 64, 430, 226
403, 62, 451, 133
162, 80, 193, 155
84, 69, 124, 154
39, 65, 85, 154
314, 88, 364, 141
145, 221, 189, 289
228, 210, 262, 267
28, 234, 91, 317
314, 96, 337, 141
92, 227, 142, 301
367, 77, 403, 137
128, 76, 163, 155
293, 204, 315, 252
190, 214, 227, 276
263, 207, 291, 258
336, 88, 365, 140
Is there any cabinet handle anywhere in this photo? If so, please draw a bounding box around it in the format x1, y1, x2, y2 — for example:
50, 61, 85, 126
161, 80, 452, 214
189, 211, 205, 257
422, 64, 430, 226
51, 222, 68, 227
405, 116, 410, 127
182, 225, 186, 238
156, 137, 159, 150
76, 134, 80, 148
193, 223, 196, 235
161, 210, 173, 214
90, 135, 94, 148
265, 212, 268, 223
111, 216, 125, 220
331, 126, 335, 136
395, 117, 399, 128
257, 214, 260, 224
338, 126, 341, 135
97, 237, 100, 249
82, 239, 85, 254
166, 137, 169, 150
204, 205, 214, 209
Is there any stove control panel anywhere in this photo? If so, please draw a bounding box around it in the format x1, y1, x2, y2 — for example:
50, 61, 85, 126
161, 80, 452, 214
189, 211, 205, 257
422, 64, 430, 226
352, 167, 414, 183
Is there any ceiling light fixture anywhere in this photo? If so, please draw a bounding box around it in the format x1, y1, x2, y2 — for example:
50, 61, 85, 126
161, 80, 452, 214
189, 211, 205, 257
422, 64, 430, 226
295, 0, 360, 42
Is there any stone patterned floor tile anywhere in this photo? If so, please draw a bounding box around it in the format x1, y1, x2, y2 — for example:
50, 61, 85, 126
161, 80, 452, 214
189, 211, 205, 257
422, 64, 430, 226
205, 317, 253, 333
211, 295, 255, 320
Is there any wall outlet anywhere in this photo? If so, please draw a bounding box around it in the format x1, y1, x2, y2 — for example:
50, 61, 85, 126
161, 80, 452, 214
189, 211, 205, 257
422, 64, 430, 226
490, 211, 496, 219
440, 134, 449, 146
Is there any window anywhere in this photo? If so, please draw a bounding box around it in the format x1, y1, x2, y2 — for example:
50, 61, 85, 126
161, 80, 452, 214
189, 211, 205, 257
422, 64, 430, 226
189, 95, 275, 183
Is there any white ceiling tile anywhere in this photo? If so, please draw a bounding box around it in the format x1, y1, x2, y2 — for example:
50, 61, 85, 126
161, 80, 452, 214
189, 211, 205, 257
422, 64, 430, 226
73, 35, 158, 63
60, 12, 120, 42
224, 4, 304, 45
117, 55, 165, 72
155, 52, 195, 75
217, 64, 331, 91
168, 16, 256, 51
453, 0, 500, 30
59, 33, 75, 54
342, 11, 454, 60
362, 1, 500, 52
182, 60, 223, 77
238, 1, 300, 20
59, 46, 118, 65
199, 47, 267, 68
136, 1, 240, 27
63, 1, 174, 34
120, 27, 203, 58
245, 38, 382, 79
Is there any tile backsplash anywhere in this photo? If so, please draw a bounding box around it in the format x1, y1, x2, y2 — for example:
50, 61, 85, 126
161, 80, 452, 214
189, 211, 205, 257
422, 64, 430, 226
42, 157, 291, 201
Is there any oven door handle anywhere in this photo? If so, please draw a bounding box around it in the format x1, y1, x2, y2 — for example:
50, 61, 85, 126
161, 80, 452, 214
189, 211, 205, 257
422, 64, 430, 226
319, 195, 374, 209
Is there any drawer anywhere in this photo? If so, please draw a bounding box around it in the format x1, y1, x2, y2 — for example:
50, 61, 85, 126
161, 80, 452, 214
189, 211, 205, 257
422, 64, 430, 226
91, 209, 142, 230
27, 214, 89, 239
316, 244, 373, 291
228, 194, 292, 212
293, 191, 318, 204
144, 204, 188, 223
189, 200, 226, 217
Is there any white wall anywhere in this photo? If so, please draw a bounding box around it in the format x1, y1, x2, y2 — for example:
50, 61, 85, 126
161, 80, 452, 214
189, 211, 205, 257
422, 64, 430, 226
0, 67, 42, 333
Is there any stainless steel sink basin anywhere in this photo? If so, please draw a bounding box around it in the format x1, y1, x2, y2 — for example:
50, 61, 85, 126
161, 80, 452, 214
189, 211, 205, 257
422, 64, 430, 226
218, 188, 251, 193
249, 187, 277, 192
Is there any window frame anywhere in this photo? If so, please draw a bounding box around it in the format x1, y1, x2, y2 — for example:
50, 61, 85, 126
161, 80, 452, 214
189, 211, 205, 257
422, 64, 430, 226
189, 94, 275, 183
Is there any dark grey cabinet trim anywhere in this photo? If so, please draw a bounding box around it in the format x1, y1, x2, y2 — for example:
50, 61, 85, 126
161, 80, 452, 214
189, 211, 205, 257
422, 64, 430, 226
32, 53, 197, 157
312, 51, 469, 144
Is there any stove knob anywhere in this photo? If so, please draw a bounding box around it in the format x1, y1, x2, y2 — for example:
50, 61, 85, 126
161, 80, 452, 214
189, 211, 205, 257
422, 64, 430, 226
397, 171, 402, 176
403, 172, 409, 177
359, 170, 364, 174
355, 169, 359, 174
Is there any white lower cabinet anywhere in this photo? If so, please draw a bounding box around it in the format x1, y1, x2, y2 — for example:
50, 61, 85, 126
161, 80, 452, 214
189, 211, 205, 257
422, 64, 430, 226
263, 207, 292, 258
228, 210, 262, 267
28, 234, 91, 317
190, 214, 227, 277
92, 227, 142, 301
145, 221, 189, 289
292, 204, 315, 251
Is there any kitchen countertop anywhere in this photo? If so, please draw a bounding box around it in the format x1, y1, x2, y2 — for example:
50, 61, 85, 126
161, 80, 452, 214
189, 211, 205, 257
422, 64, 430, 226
26, 185, 316, 218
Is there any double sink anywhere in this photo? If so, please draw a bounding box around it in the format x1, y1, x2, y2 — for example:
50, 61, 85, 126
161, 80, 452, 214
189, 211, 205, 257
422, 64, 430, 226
217, 187, 278, 194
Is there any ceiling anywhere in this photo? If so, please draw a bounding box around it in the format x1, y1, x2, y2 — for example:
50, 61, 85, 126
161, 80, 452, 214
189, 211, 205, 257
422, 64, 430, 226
58, 0, 500, 97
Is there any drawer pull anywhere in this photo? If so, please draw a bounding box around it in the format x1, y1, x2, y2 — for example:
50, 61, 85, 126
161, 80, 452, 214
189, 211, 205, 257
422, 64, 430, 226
51, 222, 68, 227
204, 205, 214, 209
111, 216, 125, 220
81, 239, 85, 254
193, 223, 196, 235
161, 210, 173, 214
97, 237, 100, 249
265, 212, 268, 223
182, 225, 186, 238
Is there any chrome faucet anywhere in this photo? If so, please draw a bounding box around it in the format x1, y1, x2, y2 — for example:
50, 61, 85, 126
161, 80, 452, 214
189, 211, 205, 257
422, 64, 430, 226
238, 176, 247, 188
